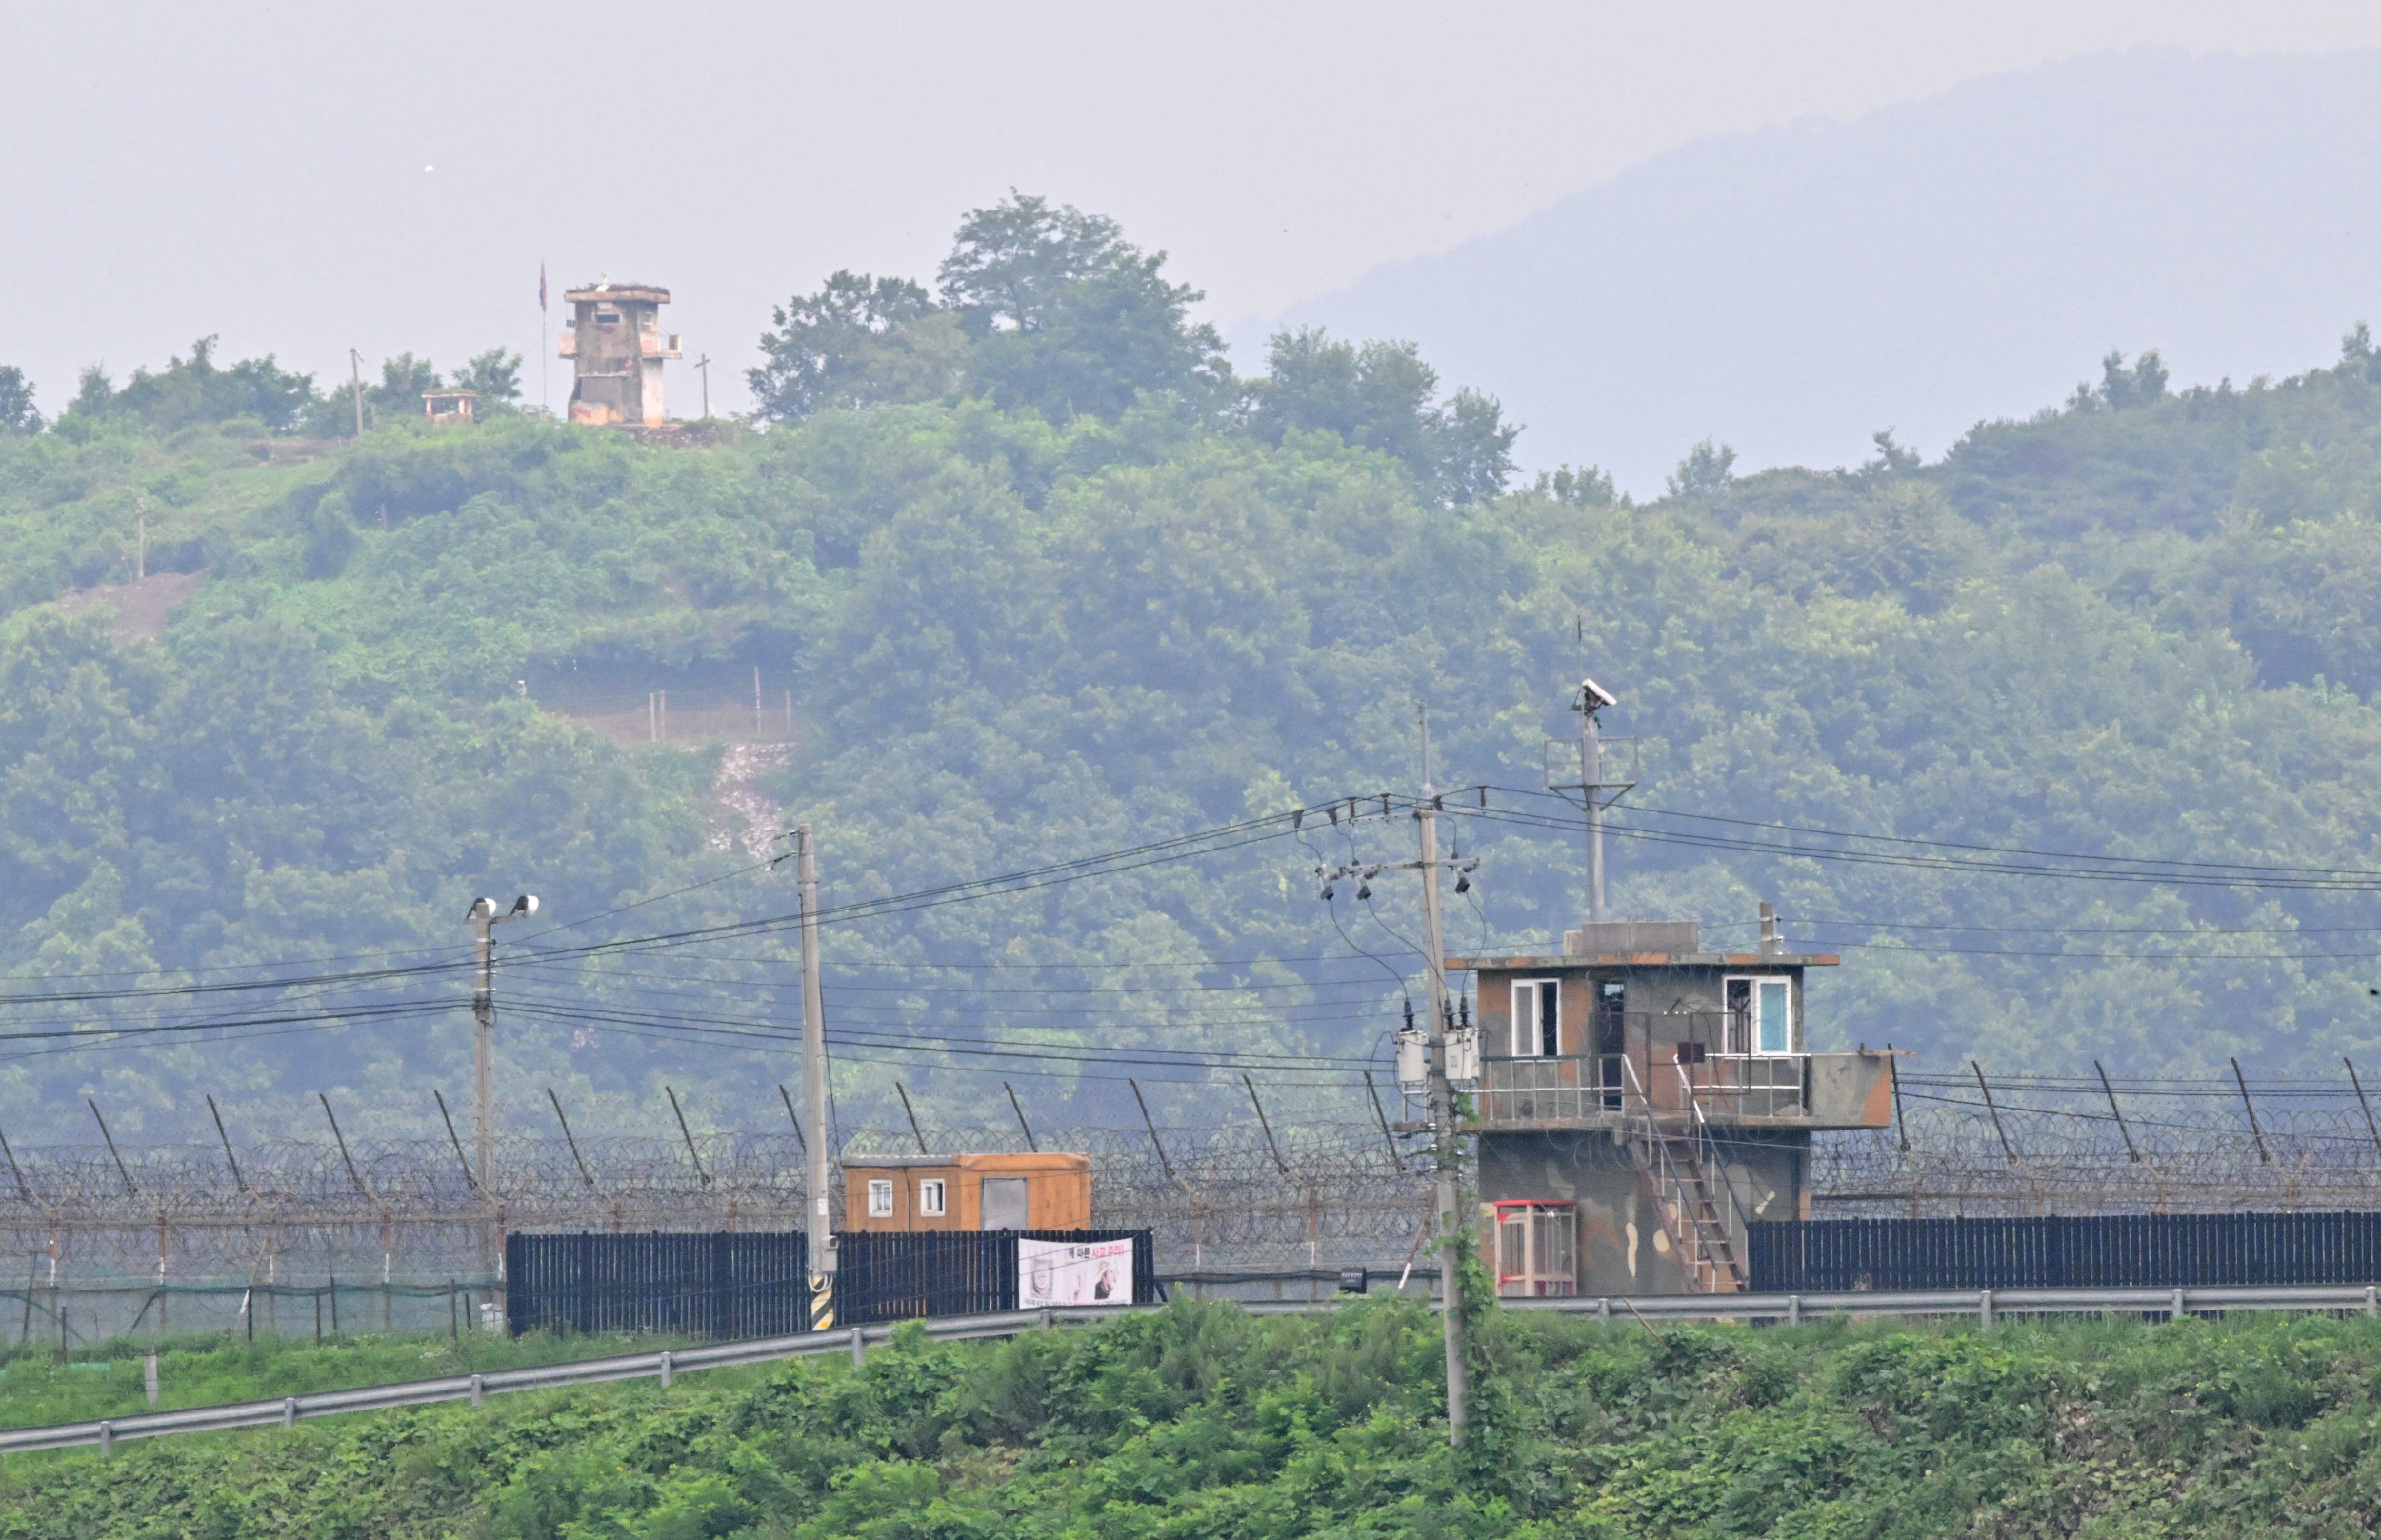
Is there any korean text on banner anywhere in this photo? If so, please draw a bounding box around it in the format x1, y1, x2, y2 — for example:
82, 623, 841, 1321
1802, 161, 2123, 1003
1019, 1237, 1134, 1306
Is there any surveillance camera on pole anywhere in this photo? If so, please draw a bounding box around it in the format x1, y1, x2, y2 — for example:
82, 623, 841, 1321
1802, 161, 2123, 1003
1553, 678, 1633, 924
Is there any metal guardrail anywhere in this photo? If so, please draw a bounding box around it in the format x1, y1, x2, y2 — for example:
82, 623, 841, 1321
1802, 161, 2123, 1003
1508, 1281, 2381, 1328
10, 1282, 2381, 1455
0, 1306, 1148, 1456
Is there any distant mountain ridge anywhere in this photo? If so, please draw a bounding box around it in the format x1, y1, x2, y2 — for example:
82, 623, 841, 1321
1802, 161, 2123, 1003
1252, 49, 2381, 494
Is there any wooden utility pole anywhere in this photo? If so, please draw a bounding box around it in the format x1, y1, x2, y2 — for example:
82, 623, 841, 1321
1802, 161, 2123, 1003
1417, 778, 1469, 1446
694, 354, 711, 421
797, 825, 835, 1327
349, 349, 366, 436
1318, 735, 1478, 1442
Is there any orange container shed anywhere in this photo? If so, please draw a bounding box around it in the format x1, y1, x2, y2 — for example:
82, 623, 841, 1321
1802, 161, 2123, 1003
842, 1152, 1091, 1233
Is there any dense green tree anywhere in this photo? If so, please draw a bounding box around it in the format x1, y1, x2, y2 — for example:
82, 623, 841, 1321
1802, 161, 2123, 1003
370, 352, 440, 421
938, 192, 1228, 421
452, 346, 524, 414
1533, 463, 1619, 508
1666, 435, 1737, 496
0, 367, 37, 434
1247, 328, 1516, 505
2072, 346, 2171, 411
62, 337, 316, 433
748, 271, 962, 421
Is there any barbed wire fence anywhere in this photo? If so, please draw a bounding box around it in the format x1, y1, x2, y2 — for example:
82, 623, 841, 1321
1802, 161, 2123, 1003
0, 1115, 1434, 1345
25, 1067, 2381, 1346
1817, 1070, 2381, 1218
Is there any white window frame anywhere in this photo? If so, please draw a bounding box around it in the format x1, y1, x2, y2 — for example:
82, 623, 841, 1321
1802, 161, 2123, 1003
918, 1178, 947, 1217
1511, 978, 1561, 1058
1724, 974, 1796, 1056
867, 1179, 895, 1218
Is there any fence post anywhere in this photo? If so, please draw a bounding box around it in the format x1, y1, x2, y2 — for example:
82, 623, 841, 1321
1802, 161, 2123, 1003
2172, 1287, 2187, 1322
850, 1326, 865, 1367
1787, 1293, 1801, 1328
2368, 1285, 2377, 1320
144, 1352, 158, 1409
470, 1373, 484, 1409
659, 1350, 673, 1390
281, 1397, 295, 1430
98, 1420, 111, 1457
1978, 1289, 1993, 1330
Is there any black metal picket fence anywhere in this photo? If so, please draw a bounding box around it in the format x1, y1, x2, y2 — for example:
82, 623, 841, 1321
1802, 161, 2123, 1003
1749, 1211, 2381, 1292
506, 1230, 1158, 1337
506, 1232, 810, 1338
835, 1230, 1156, 1323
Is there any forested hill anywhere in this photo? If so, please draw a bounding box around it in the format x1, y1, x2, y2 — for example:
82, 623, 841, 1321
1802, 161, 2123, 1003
3, 195, 2381, 1146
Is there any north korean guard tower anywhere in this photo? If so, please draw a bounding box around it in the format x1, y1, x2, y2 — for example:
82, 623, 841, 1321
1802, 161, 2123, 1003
559, 281, 680, 427
1451, 679, 1894, 1296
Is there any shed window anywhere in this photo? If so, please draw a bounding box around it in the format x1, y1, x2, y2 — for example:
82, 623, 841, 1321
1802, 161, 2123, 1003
1724, 976, 1794, 1055
1511, 979, 1560, 1057
918, 1178, 947, 1217
867, 1179, 894, 1217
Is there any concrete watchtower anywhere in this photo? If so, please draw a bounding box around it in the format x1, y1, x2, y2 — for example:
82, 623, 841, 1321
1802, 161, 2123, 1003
558, 282, 680, 427
1452, 678, 1893, 1297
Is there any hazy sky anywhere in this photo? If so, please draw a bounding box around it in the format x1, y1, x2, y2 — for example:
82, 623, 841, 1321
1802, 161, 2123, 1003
8, 2, 2381, 420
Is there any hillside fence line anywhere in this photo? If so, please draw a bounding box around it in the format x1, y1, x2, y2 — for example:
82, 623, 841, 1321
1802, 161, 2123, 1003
15, 1068, 2381, 1344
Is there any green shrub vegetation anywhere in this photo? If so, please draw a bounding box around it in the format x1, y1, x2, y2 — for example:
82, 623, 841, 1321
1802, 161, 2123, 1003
6, 1305, 2381, 1536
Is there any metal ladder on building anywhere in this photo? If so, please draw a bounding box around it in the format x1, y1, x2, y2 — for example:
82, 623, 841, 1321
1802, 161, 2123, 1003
1617, 1057, 1744, 1292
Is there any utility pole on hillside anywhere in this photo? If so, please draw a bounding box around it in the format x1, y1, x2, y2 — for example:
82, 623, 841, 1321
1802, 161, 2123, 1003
796, 824, 836, 1328
349, 349, 366, 438
467, 893, 538, 1279
694, 354, 711, 421
1319, 711, 1480, 1446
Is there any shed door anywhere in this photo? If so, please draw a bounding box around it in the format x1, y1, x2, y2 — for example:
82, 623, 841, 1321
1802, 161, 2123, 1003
981, 1177, 1030, 1230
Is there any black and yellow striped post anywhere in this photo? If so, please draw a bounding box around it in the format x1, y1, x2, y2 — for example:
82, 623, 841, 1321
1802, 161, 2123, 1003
809, 1271, 834, 1331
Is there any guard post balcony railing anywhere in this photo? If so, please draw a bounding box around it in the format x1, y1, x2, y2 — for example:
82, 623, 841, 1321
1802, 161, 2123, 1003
1472, 1051, 1810, 1127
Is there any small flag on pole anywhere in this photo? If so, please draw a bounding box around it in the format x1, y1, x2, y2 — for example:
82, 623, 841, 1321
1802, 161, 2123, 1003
539, 262, 547, 312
